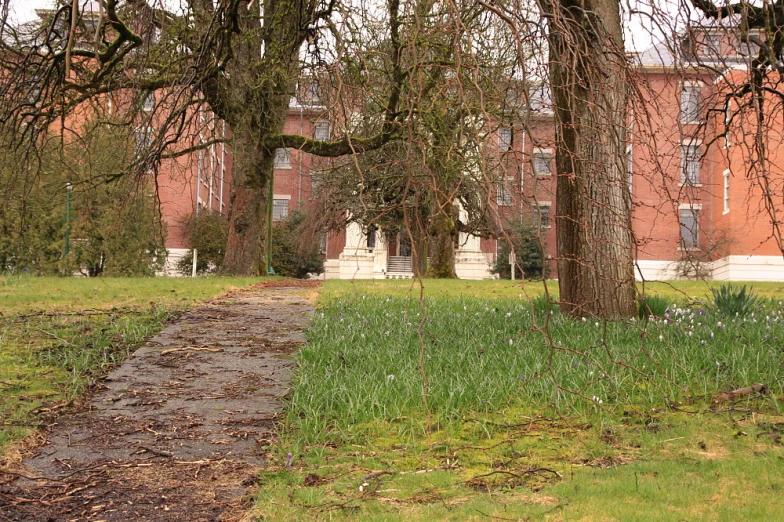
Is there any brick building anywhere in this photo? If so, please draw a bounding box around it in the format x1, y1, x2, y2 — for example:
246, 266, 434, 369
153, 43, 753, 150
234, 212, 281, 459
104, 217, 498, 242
158, 31, 784, 281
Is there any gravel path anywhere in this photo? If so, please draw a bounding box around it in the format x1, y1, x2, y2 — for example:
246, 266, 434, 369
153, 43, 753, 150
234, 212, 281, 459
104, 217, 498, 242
1, 284, 314, 521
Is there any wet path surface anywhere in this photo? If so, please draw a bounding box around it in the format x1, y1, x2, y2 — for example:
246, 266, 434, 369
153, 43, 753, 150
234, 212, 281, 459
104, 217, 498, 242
1, 286, 313, 521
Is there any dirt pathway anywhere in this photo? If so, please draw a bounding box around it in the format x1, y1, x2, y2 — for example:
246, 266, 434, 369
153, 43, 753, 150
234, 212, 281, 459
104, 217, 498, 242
1, 284, 315, 521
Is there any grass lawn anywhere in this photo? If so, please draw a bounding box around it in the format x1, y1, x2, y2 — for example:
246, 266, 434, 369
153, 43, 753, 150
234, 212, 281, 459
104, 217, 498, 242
0, 275, 261, 454
320, 278, 784, 304
251, 279, 784, 520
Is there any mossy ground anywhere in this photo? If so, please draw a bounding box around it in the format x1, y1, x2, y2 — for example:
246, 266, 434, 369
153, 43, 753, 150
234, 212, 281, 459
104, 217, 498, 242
0, 275, 261, 453
251, 279, 784, 521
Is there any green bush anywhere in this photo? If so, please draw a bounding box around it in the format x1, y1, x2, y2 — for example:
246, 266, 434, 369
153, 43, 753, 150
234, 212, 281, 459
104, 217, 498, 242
492, 219, 545, 280
176, 209, 229, 275
711, 283, 759, 318
0, 123, 166, 276
270, 211, 324, 279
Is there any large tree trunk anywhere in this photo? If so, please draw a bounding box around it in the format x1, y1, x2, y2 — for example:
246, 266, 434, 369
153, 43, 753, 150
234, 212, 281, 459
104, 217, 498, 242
547, 0, 636, 318
220, 127, 271, 275
427, 202, 457, 278
217, 0, 308, 275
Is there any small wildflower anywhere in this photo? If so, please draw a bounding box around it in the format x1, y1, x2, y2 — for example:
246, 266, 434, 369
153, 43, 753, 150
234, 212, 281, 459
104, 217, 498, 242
710, 331, 714, 340
509, 339, 514, 345
717, 321, 723, 327
520, 375, 527, 381
659, 335, 664, 341
386, 374, 396, 381
506, 312, 512, 318
591, 396, 603, 404
581, 317, 587, 322
595, 322, 600, 328
700, 339, 705, 344
716, 361, 721, 367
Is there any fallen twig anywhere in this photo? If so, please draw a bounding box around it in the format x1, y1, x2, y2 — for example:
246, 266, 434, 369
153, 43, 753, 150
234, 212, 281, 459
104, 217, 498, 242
468, 467, 563, 482
714, 383, 766, 403
160, 346, 223, 355
137, 446, 174, 458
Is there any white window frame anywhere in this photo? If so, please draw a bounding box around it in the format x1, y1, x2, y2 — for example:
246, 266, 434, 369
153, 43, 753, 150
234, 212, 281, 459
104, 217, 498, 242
533, 201, 552, 229
134, 126, 153, 162
702, 32, 721, 56
680, 82, 702, 124
272, 195, 290, 221
303, 81, 320, 104
496, 177, 513, 206
274, 148, 291, 169
680, 139, 702, 186
678, 204, 701, 250
724, 102, 731, 149
313, 121, 330, 141
532, 148, 553, 177
723, 169, 730, 214
498, 126, 512, 152
626, 144, 633, 196
142, 91, 155, 112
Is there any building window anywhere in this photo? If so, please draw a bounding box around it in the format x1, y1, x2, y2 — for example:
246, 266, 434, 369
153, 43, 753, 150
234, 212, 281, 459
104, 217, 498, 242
681, 84, 701, 123
319, 233, 327, 254
679, 207, 700, 249
724, 103, 731, 149
366, 227, 377, 249
496, 178, 513, 206
736, 39, 759, 58
533, 203, 551, 228
303, 81, 320, 104
314, 121, 330, 141
626, 144, 633, 195
274, 148, 291, 168
272, 198, 289, 220
701, 33, 721, 56
498, 126, 512, 152
142, 91, 155, 112
134, 126, 153, 161
723, 170, 730, 214
533, 150, 552, 176
680, 141, 700, 185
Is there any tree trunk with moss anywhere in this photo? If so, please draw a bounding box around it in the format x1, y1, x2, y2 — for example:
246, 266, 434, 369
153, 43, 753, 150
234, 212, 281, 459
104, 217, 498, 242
427, 203, 457, 278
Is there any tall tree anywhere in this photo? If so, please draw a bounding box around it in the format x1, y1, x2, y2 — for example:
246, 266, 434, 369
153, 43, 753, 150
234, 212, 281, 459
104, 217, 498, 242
538, 0, 636, 318
0, 0, 406, 275
309, 0, 523, 278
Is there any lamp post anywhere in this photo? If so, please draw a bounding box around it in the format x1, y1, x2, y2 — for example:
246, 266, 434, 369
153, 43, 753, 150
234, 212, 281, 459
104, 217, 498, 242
64, 182, 72, 257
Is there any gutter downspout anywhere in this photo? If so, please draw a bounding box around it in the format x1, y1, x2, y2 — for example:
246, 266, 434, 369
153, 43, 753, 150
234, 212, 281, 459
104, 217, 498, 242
298, 106, 304, 208
220, 121, 225, 213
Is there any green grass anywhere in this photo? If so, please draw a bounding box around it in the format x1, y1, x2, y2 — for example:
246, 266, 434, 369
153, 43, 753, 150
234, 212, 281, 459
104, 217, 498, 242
288, 295, 784, 445
319, 278, 784, 306
252, 279, 784, 521
0, 275, 262, 314
0, 275, 262, 453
